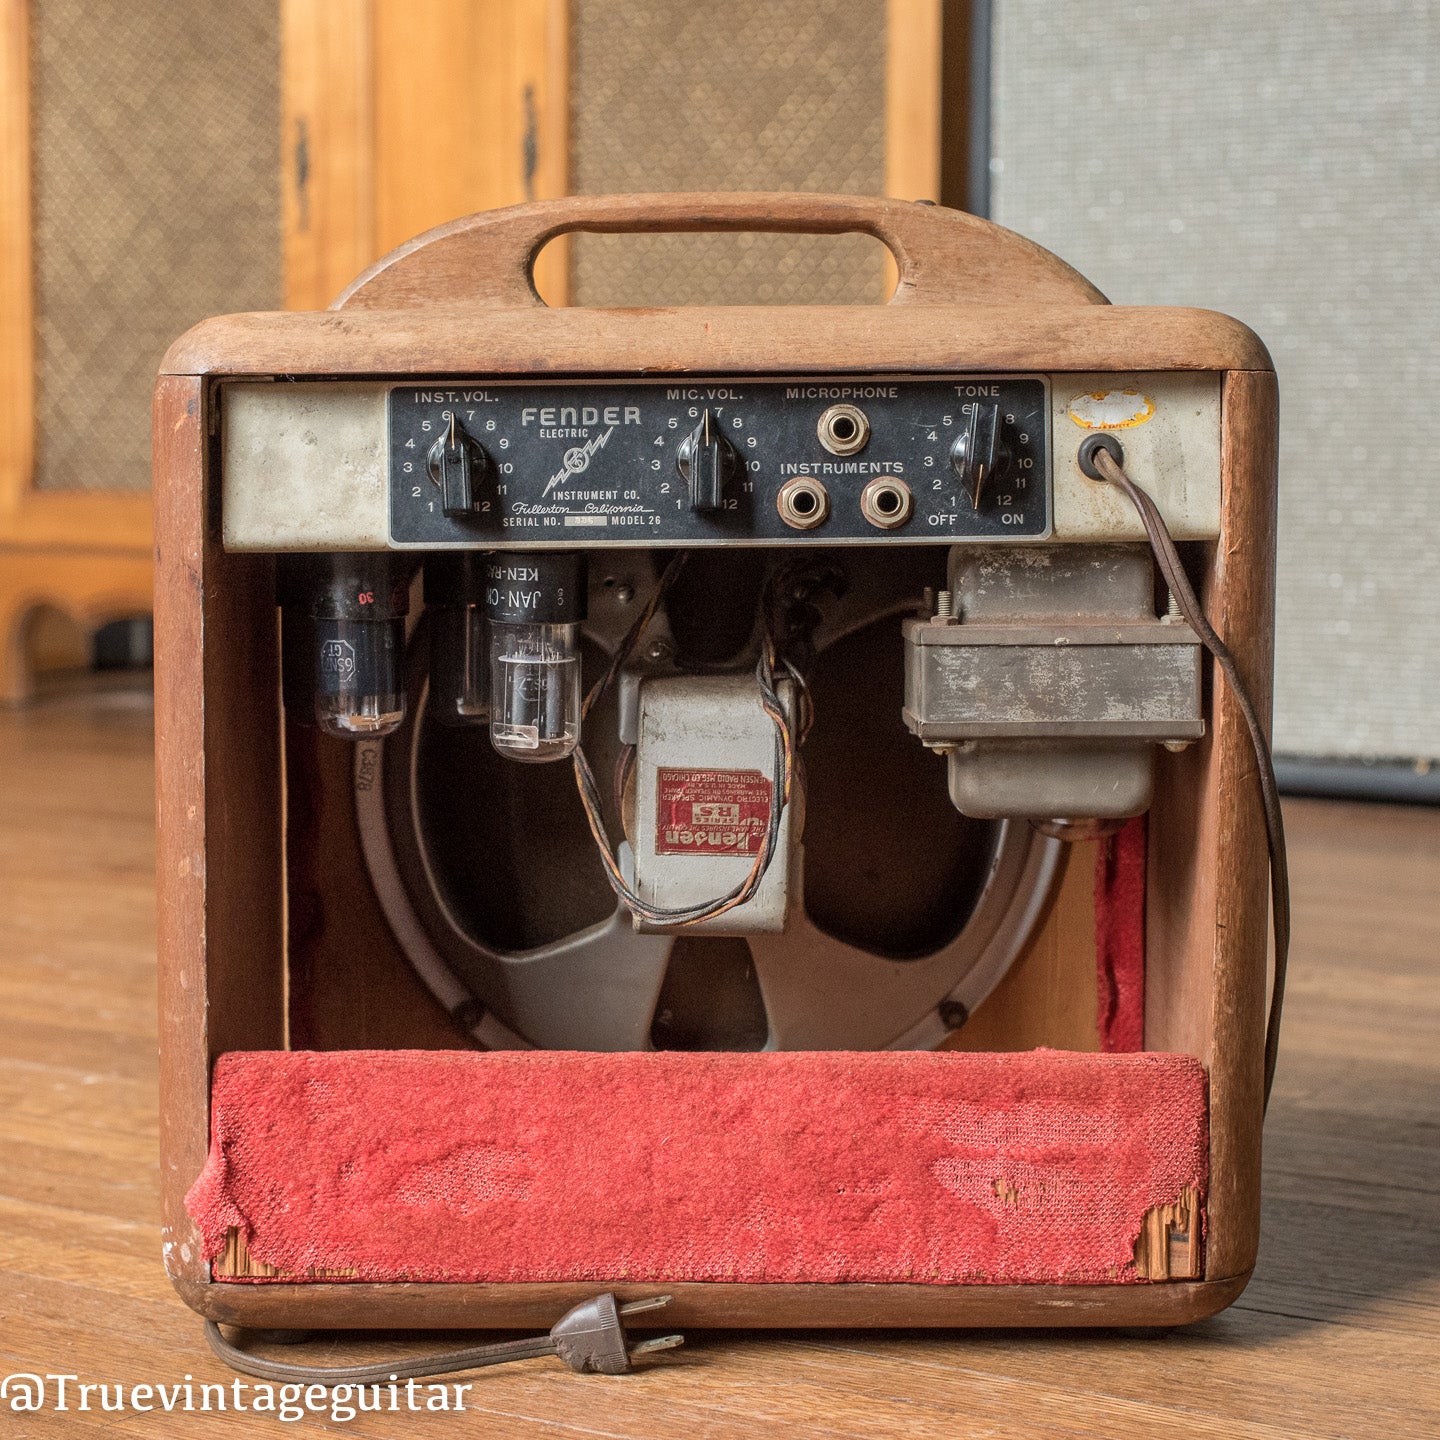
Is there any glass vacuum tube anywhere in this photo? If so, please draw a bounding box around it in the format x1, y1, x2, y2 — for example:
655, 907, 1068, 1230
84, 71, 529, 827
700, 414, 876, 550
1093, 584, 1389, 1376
300, 552, 411, 738
425, 553, 489, 726
486, 551, 586, 763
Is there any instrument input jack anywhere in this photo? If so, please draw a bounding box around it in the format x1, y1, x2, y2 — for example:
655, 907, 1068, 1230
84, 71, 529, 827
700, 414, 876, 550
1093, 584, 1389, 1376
776, 477, 830, 530
816, 403, 870, 456
859, 478, 913, 529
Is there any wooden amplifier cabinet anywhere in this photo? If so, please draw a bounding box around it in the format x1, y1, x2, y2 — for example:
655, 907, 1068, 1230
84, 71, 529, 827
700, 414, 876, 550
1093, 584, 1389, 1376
154, 194, 1277, 1331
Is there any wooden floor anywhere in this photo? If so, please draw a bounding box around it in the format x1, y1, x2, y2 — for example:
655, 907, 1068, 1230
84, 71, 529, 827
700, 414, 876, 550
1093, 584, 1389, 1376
0, 681, 1436, 1438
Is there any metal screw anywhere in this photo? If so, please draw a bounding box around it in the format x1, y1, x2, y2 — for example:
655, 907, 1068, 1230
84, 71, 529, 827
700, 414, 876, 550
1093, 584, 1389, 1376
935, 590, 955, 620
616, 584, 635, 604
1162, 591, 1183, 623
938, 999, 969, 1031
645, 639, 670, 662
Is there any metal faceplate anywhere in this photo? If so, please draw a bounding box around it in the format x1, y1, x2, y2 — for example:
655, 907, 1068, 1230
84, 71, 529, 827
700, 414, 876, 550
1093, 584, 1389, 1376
386, 377, 1050, 547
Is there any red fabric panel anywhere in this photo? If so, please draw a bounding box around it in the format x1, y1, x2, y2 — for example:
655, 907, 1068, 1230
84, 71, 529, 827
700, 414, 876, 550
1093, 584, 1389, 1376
188, 1048, 1206, 1287
1095, 815, 1148, 1052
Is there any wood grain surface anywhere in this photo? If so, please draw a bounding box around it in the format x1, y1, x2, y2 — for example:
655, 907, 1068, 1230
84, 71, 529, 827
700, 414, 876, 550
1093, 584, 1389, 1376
328, 193, 1108, 311
281, 0, 571, 311
0, 682, 1436, 1437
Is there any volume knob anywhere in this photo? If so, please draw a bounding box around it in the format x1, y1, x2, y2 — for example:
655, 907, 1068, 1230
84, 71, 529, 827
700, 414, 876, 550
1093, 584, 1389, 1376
676, 409, 738, 512
427, 413, 491, 518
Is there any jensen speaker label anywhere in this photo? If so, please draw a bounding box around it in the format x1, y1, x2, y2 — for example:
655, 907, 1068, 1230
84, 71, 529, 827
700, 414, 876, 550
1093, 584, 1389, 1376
655, 767, 772, 856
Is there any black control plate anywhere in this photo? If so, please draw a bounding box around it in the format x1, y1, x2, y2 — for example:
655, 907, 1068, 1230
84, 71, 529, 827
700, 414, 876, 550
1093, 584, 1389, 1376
387, 377, 1049, 548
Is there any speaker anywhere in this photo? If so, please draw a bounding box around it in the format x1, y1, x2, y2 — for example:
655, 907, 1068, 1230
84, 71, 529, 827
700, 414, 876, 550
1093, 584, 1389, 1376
0, 0, 282, 699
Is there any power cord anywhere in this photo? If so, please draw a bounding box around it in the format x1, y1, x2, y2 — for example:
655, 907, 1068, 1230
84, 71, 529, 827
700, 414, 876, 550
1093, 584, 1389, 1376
204, 1293, 682, 1384
1078, 433, 1290, 1108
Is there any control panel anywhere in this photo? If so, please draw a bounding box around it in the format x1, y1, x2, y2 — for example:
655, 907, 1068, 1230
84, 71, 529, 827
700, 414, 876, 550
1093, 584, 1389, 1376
386, 378, 1050, 547
219, 371, 1222, 553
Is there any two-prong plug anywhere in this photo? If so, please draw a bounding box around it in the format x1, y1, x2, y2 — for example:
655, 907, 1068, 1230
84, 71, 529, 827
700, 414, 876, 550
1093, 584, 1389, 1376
549, 1293, 684, 1375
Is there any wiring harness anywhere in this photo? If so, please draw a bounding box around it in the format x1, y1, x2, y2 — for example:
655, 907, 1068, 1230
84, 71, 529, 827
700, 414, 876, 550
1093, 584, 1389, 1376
570, 552, 807, 929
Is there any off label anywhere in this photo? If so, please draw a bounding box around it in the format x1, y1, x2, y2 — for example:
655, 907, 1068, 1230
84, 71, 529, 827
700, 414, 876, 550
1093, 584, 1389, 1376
655, 767, 771, 856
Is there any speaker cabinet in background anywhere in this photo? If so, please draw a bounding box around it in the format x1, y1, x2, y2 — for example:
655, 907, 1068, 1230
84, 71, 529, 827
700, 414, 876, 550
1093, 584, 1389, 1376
0, 0, 280, 697
985, 0, 1440, 770
570, 0, 901, 306
0, 0, 948, 698
282, 0, 943, 311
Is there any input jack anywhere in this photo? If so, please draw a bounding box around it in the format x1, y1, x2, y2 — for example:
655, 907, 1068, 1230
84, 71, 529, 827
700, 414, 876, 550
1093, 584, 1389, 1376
776, 477, 830, 530
816, 403, 870, 456
859, 478, 913, 529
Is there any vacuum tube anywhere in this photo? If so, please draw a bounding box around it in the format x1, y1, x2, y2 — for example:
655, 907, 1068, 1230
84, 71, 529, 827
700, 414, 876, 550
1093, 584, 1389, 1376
424, 552, 489, 726
286, 552, 411, 738
486, 551, 586, 763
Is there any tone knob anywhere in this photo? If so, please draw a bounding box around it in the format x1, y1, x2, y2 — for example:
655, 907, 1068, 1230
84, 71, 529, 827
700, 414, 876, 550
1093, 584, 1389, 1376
949, 403, 1012, 510
427, 413, 491, 518
676, 409, 738, 512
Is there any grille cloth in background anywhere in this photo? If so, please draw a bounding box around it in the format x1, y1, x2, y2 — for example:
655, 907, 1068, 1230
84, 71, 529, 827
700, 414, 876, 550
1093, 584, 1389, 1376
568, 0, 888, 306
989, 0, 1440, 762
29, 0, 280, 491
188, 1049, 1207, 1285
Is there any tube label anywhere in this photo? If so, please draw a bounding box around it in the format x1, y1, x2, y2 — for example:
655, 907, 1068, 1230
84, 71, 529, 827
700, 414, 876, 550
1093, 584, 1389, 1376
313, 618, 400, 696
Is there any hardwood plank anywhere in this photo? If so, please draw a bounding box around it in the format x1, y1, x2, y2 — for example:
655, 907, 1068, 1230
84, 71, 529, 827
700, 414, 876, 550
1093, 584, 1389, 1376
371, 0, 570, 303
280, 0, 376, 311
0, 691, 1437, 1438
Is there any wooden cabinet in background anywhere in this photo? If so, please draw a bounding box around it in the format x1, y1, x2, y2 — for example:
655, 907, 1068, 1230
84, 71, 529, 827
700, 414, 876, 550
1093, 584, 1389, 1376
0, 0, 945, 700
0, 0, 153, 700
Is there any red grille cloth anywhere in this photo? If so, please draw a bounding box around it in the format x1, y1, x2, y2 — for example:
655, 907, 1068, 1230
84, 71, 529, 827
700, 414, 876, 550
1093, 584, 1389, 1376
1096, 815, 1148, 1052
187, 1049, 1206, 1286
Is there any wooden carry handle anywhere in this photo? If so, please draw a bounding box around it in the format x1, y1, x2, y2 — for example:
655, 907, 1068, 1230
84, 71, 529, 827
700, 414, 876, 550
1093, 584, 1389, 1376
333, 192, 1106, 310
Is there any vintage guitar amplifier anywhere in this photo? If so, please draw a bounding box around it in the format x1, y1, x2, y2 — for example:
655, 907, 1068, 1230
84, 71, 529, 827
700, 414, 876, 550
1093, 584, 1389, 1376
154, 194, 1281, 1340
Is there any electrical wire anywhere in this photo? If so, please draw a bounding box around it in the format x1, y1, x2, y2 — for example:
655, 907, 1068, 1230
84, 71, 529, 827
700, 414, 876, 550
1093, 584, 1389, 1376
570, 552, 797, 928
1091, 445, 1290, 1109
204, 1321, 555, 1384
204, 1294, 681, 1384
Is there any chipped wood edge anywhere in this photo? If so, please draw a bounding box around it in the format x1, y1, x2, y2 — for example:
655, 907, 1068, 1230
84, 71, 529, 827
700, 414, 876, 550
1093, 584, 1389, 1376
215, 1229, 358, 1282
1133, 1186, 1203, 1281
